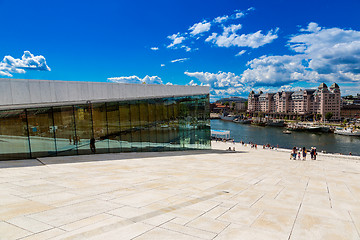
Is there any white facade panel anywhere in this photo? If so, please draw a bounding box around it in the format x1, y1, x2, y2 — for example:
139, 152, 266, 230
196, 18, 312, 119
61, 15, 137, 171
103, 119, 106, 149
0, 78, 209, 109
29, 81, 41, 103
0, 79, 12, 105
11, 79, 31, 104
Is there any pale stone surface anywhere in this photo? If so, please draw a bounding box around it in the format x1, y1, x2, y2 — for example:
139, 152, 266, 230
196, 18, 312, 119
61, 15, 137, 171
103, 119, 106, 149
0, 141, 360, 239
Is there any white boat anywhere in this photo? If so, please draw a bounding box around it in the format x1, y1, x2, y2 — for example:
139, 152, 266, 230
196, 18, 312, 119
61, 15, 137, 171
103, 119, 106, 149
221, 113, 236, 121
334, 128, 360, 136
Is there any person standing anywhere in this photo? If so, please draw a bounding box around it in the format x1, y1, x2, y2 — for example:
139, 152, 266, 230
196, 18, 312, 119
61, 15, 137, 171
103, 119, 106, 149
310, 147, 314, 160
313, 147, 317, 160
90, 138, 96, 153
292, 147, 297, 160
302, 147, 307, 161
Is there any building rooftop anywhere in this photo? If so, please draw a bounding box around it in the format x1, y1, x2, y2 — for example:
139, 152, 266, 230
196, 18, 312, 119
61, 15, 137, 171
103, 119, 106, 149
0, 78, 209, 110
1, 142, 360, 239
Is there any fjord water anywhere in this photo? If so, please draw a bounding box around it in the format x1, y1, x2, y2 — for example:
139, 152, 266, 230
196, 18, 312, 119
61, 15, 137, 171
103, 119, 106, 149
211, 119, 360, 156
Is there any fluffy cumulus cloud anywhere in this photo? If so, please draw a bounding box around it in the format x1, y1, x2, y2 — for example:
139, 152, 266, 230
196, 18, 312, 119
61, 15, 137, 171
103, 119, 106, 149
150, 47, 159, 51
214, 15, 229, 23
108, 75, 163, 84
206, 25, 279, 48
184, 71, 248, 98
166, 8, 273, 52
0, 51, 51, 77
181, 22, 360, 98
167, 33, 186, 48
241, 23, 360, 88
189, 21, 211, 36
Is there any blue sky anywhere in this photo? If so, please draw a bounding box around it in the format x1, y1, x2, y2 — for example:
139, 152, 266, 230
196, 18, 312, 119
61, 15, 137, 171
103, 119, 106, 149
1, 0, 360, 100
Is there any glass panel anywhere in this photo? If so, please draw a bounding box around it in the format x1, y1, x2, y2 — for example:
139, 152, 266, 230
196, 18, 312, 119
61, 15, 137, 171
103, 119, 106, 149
147, 100, 158, 150
155, 99, 165, 150
106, 102, 121, 153
130, 101, 141, 151
53, 106, 77, 156
171, 98, 181, 150
162, 98, 170, 150
139, 101, 150, 151
119, 102, 131, 152
74, 104, 93, 155
27, 107, 56, 158
92, 103, 109, 154
0, 109, 30, 160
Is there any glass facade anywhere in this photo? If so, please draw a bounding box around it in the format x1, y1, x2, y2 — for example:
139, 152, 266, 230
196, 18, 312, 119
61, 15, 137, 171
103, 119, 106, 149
0, 94, 210, 160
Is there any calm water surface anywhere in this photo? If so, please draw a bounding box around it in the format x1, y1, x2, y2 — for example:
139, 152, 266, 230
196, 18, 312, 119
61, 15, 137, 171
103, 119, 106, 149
211, 119, 360, 156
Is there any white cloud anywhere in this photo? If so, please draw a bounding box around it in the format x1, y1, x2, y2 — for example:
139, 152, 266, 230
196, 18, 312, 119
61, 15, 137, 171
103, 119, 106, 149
160, 64, 165, 67
241, 23, 360, 86
108, 75, 163, 84
300, 22, 321, 33
150, 47, 159, 51
206, 25, 278, 48
171, 58, 189, 63
181, 45, 192, 52
167, 33, 186, 48
235, 50, 246, 56
187, 80, 198, 86
0, 51, 51, 77
235, 12, 245, 19
214, 15, 229, 23
184, 71, 244, 89
189, 21, 211, 36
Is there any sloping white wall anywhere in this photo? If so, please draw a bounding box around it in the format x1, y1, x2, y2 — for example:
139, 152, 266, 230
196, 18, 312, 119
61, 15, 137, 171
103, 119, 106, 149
0, 78, 209, 108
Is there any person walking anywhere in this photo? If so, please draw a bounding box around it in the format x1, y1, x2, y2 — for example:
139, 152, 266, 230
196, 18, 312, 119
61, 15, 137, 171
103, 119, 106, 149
298, 147, 301, 160
313, 147, 317, 160
302, 147, 307, 161
291, 147, 297, 160
310, 147, 314, 160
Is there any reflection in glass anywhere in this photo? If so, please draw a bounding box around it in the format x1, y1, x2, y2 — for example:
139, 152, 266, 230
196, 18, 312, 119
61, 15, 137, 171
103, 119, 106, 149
0, 109, 30, 160
53, 106, 77, 156
74, 104, 93, 155
0, 94, 210, 160
92, 103, 108, 154
119, 102, 131, 152
27, 107, 57, 158
147, 100, 158, 149
106, 102, 121, 153
139, 101, 150, 151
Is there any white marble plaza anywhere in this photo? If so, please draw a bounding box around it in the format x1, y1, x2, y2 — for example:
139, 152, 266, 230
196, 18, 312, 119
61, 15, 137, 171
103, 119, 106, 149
1, 141, 360, 239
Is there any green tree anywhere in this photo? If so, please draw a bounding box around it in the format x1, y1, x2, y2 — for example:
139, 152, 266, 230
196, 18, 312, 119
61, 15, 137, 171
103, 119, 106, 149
325, 112, 333, 121
224, 101, 229, 107
316, 114, 322, 121
231, 102, 236, 110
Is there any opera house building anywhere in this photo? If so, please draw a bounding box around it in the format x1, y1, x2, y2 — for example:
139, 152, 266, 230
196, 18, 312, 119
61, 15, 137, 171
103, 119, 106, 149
0, 79, 210, 160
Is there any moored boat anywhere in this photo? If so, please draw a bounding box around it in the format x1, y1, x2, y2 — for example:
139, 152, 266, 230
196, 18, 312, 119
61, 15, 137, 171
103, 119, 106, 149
334, 127, 360, 136
220, 113, 236, 121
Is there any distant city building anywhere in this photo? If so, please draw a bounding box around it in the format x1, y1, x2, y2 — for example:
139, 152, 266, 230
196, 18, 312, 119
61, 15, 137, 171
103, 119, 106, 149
248, 83, 341, 120
210, 103, 229, 113
215, 97, 247, 112
342, 94, 360, 106
341, 104, 360, 119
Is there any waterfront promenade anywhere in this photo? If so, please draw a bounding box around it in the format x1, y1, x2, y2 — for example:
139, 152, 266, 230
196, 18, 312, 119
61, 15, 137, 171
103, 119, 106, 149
1, 142, 360, 239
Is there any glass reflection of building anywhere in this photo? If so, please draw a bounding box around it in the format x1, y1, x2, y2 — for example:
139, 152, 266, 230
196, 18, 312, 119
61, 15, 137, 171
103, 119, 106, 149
0, 95, 210, 160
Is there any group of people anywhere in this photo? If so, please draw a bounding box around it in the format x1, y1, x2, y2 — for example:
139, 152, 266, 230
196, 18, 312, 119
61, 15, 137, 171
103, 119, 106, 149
291, 146, 317, 160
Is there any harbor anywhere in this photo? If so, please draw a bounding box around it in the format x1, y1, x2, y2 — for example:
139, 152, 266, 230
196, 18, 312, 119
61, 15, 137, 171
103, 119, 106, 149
211, 119, 360, 156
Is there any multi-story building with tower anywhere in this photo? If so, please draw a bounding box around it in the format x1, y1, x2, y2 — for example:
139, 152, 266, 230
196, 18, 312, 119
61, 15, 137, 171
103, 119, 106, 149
248, 83, 341, 120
